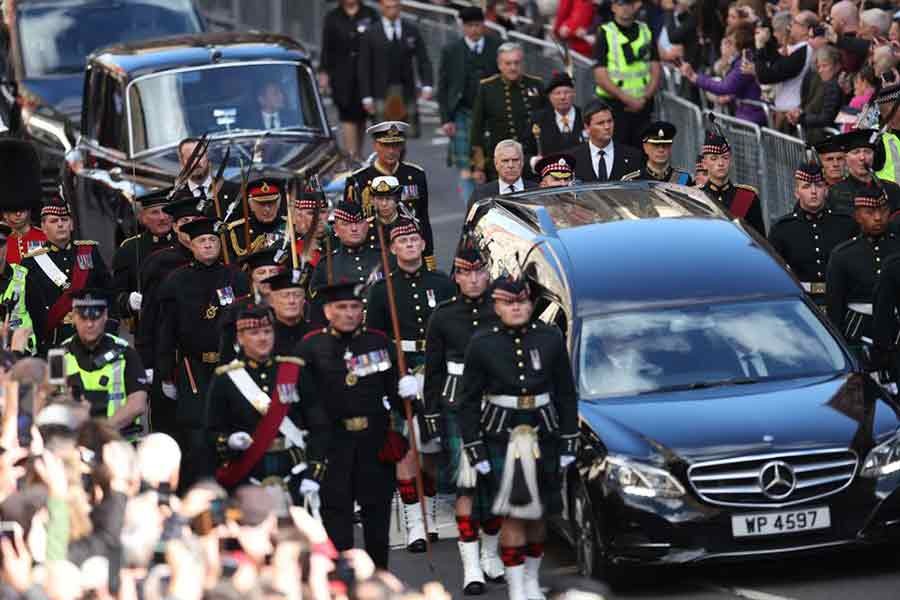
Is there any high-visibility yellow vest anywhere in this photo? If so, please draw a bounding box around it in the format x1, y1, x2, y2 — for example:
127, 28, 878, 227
1, 264, 36, 354
595, 21, 652, 99
876, 132, 900, 183
64, 335, 133, 422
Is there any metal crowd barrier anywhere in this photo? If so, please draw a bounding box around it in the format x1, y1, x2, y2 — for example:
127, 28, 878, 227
760, 128, 807, 222
655, 92, 703, 173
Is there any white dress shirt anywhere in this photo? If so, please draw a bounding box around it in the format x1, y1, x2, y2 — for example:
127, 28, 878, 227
188, 176, 213, 199
261, 111, 281, 129
499, 177, 524, 194
589, 139, 614, 179
464, 36, 484, 54
382, 17, 402, 41
555, 107, 576, 133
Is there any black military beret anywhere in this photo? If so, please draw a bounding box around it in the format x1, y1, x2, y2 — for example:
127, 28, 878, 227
180, 217, 220, 240
239, 248, 283, 272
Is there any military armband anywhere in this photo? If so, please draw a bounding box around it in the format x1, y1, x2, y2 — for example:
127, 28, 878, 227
561, 432, 580, 456
463, 439, 488, 465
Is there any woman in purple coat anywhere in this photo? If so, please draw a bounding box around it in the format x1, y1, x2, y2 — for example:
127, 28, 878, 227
679, 23, 767, 126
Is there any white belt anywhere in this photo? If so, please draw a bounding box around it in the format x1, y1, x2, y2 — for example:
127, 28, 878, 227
487, 393, 550, 410
848, 303, 873, 315
446, 361, 464, 376
401, 339, 426, 352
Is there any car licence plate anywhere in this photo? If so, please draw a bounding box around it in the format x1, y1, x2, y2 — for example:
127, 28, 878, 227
731, 507, 830, 537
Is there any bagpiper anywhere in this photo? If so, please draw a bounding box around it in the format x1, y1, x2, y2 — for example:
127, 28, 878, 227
208, 304, 325, 504
344, 121, 436, 270
366, 216, 455, 552
768, 163, 857, 304
699, 131, 766, 235
22, 195, 111, 355
458, 272, 578, 600
826, 186, 900, 354
226, 178, 288, 257
422, 238, 503, 594
622, 121, 693, 185
296, 280, 416, 570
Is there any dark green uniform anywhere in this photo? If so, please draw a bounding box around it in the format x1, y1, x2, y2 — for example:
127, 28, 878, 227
308, 241, 383, 327
826, 232, 900, 345
622, 165, 693, 185
826, 176, 900, 214
768, 205, 857, 303
700, 180, 766, 235
344, 163, 435, 269
470, 73, 544, 180
873, 255, 900, 379
458, 321, 578, 516
112, 230, 175, 329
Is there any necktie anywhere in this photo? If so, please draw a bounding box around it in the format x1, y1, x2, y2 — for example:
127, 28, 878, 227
561, 115, 570, 133
597, 150, 608, 181
507, 184, 516, 194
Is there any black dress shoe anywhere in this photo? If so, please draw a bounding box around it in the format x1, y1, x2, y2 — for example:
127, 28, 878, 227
407, 538, 427, 553
463, 582, 485, 595
428, 532, 439, 542
484, 572, 505, 583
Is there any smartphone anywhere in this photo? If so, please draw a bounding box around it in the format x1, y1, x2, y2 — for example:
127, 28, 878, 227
47, 348, 66, 386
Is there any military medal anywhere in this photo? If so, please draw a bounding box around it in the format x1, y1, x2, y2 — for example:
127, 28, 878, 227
204, 305, 218, 319
402, 185, 419, 201
345, 372, 358, 386
76, 253, 93, 270
530, 348, 542, 371
26, 240, 41, 253
426, 289, 436, 308
216, 286, 235, 306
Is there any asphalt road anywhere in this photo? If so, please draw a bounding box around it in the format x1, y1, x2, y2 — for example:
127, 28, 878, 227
366, 120, 900, 600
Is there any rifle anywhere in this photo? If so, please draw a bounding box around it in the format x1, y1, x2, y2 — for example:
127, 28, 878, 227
212, 143, 233, 265
170, 134, 209, 199
285, 177, 300, 270
238, 156, 251, 254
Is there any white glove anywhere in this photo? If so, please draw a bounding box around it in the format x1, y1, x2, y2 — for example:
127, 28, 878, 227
299, 479, 320, 495
560, 455, 576, 469
161, 381, 177, 400
128, 291, 142, 311
144, 369, 153, 384
475, 460, 491, 475
398, 374, 419, 399
228, 431, 253, 451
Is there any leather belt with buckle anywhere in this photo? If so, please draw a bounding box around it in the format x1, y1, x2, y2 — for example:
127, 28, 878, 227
487, 393, 551, 410
401, 339, 426, 352
200, 352, 220, 364
342, 416, 369, 431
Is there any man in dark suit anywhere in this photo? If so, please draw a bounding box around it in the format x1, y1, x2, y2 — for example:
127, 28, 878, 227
531, 72, 583, 158
438, 6, 501, 204
358, 0, 434, 138
566, 100, 642, 183
468, 139, 538, 208
246, 80, 301, 131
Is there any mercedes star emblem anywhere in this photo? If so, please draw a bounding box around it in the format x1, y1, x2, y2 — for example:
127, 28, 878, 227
759, 460, 796, 500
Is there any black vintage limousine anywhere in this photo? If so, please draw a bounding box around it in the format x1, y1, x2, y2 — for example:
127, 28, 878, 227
465, 182, 900, 585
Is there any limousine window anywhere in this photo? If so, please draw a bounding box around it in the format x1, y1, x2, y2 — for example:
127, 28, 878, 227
579, 299, 847, 398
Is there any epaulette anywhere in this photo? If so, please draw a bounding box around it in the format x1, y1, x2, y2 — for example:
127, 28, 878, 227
621, 170, 641, 181
403, 161, 424, 172
23, 247, 48, 258
275, 356, 306, 366
480, 73, 500, 84
73, 240, 98, 246
350, 165, 370, 176
215, 359, 245, 375
226, 218, 246, 229
734, 183, 759, 195
434, 296, 456, 311
523, 73, 543, 83
831, 236, 860, 254
119, 234, 140, 248
301, 328, 329, 342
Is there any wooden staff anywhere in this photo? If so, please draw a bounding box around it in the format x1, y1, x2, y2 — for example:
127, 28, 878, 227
373, 216, 432, 563
285, 178, 299, 270
239, 160, 251, 254
212, 145, 232, 265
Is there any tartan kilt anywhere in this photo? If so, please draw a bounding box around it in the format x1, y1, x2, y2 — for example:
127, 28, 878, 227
440, 412, 495, 520
485, 434, 563, 517
447, 109, 473, 169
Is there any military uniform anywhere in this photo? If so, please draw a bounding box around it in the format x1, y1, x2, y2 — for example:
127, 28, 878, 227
296, 282, 402, 569
873, 254, 900, 380
622, 120, 693, 186
263, 269, 312, 356
622, 165, 693, 185
5, 227, 46, 266
112, 227, 175, 330
701, 181, 766, 235
470, 73, 544, 180
826, 175, 900, 214
135, 243, 193, 369
0, 139, 46, 264
156, 218, 251, 489
226, 180, 287, 258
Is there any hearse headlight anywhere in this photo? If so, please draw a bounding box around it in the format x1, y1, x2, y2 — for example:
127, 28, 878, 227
861, 431, 900, 478
603, 456, 686, 498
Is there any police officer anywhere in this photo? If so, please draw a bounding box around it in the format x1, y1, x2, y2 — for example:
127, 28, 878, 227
113, 188, 175, 335
458, 273, 578, 600
768, 163, 857, 304
622, 121, 693, 185
827, 187, 900, 352
345, 121, 436, 270
227, 178, 287, 258
0, 224, 36, 354
208, 304, 324, 499
422, 241, 503, 595
263, 269, 311, 355
309, 201, 383, 324
534, 153, 576, 188
470, 42, 544, 182
157, 217, 251, 489
366, 217, 455, 551
0, 139, 46, 265
873, 78, 900, 184
700, 131, 766, 235
593, 0, 661, 148
22, 195, 111, 355
826, 129, 900, 213
297, 280, 415, 570
814, 136, 846, 190
63, 289, 148, 440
